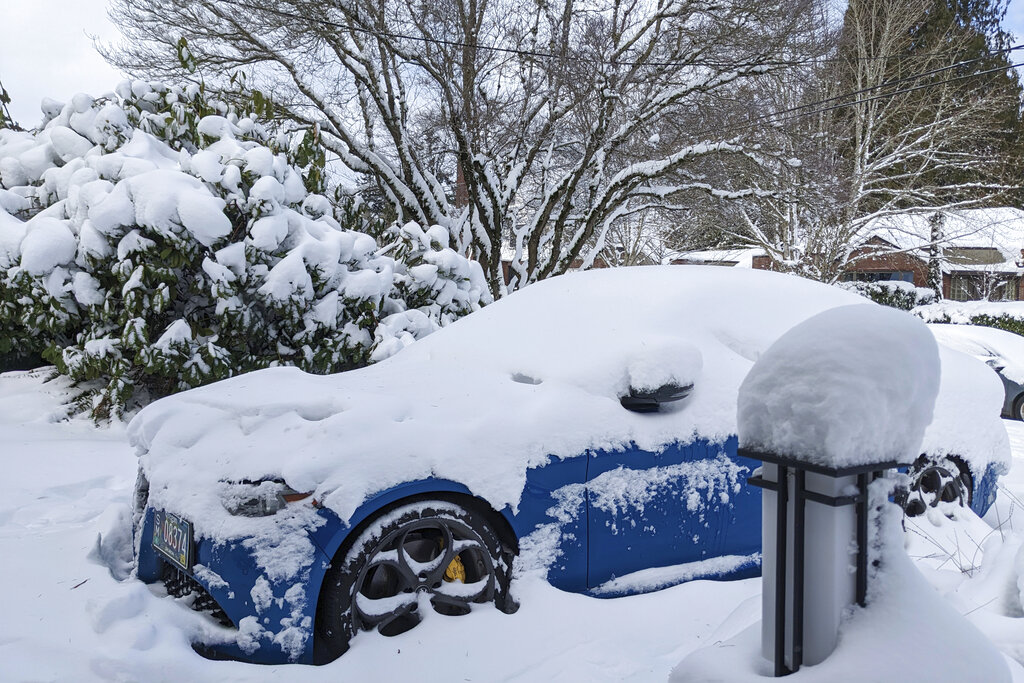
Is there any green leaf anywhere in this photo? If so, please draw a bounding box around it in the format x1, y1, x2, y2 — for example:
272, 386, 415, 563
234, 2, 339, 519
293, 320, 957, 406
176, 37, 198, 75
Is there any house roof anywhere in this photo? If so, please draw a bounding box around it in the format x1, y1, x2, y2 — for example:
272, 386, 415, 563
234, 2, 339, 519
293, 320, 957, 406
860, 208, 1024, 275
665, 247, 766, 268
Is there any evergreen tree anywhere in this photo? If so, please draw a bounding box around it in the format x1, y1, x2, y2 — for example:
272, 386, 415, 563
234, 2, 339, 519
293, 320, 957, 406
905, 0, 1024, 204
0, 82, 489, 419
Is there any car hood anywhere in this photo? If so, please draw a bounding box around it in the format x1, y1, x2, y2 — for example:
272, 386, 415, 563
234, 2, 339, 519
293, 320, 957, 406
928, 323, 1024, 385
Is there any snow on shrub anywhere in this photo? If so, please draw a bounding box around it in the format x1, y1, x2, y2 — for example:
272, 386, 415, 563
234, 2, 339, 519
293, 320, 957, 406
913, 300, 1024, 338
0, 82, 489, 418
836, 279, 937, 311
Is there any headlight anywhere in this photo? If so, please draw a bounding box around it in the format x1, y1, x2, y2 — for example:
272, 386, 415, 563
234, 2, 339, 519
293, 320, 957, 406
219, 479, 312, 517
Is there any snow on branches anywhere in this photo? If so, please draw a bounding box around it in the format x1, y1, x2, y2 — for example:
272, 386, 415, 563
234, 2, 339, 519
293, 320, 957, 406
106, 0, 818, 297
0, 82, 488, 419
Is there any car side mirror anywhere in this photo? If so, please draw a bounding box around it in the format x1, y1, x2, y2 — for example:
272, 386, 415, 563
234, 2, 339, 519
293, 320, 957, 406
620, 382, 694, 413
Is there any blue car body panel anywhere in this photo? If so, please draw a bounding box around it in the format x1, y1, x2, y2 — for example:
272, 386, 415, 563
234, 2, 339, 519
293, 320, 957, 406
586, 437, 761, 588
137, 453, 596, 663
971, 462, 1001, 517
136, 435, 997, 664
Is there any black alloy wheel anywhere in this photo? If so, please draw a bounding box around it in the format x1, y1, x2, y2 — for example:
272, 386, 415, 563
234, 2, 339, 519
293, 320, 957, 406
314, 499, 515, 663
901, 456, 971, 518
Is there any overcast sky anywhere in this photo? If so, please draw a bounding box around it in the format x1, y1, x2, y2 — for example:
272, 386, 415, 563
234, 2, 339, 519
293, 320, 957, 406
1, 0, 122, 126
1, 0, 1023, 128
1009, 0, 1024, 56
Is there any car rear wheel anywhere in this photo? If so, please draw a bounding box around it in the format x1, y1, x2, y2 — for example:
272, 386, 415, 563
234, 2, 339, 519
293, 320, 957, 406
901, 456, 972, 518
314, 499, 515, 663
1015, 395, 1024, 421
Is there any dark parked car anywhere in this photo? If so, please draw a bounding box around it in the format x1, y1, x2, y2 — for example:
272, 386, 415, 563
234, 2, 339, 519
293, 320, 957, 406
928, 323, 1024, 420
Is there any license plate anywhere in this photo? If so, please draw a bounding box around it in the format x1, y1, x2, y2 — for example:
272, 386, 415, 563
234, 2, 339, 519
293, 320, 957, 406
152, 510, 193, 570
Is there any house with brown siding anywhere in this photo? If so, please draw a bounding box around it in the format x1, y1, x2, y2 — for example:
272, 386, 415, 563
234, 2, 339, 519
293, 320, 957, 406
673, 209, 1024, 302
844, 209, 1024, 301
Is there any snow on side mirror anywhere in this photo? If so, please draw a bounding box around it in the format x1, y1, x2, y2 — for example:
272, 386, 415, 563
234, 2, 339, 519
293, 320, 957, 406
618, 339, 701, 413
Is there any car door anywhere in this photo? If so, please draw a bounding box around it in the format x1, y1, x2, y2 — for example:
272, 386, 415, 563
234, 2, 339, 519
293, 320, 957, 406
586, 436, 761, 591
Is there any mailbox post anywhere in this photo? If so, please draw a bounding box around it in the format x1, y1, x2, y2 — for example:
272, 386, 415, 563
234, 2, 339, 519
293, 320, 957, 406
741, 449, 899, 676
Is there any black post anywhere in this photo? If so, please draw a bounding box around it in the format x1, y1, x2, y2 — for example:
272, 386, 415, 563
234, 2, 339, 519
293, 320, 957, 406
856, 472, 868, 607
792, 469, 805, 670
774, 464, 789, 677
741, 449, 899, 676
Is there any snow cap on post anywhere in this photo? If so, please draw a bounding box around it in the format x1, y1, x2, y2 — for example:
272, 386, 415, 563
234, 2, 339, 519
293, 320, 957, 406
737, 304, 940, 468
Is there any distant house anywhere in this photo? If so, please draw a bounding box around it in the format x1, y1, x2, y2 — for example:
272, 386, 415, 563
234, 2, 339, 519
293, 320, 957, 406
844, 209, 1024, 301
497, 247, 613, 285
665, 247, 766, 268
666, 209, 1024, 302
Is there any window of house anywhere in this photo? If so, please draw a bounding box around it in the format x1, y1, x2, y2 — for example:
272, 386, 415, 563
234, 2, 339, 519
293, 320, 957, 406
991, 278, 1018, 301
841, 271, 914, 283
950, 273, 1018, 301
1007, 279, 1020, 301
949, 274, 977, 301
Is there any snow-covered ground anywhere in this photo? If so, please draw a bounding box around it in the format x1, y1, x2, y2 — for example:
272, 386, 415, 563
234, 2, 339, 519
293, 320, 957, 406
3, 367, 1024, 682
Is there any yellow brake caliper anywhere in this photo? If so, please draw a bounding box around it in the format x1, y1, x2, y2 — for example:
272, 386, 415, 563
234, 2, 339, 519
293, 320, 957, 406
444, 554, 466, 582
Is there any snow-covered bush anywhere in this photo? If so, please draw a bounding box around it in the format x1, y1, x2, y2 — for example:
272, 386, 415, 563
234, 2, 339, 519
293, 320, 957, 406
912, 300, 1024, 338
836, 279, 937, 311
370, 221, 490, 361
0, 82, 489, 418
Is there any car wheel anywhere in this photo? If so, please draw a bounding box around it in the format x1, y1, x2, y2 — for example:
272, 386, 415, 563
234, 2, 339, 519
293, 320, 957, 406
1016, 395, 1024, 421
901, 456, 972, 518
314, 499, 514, 663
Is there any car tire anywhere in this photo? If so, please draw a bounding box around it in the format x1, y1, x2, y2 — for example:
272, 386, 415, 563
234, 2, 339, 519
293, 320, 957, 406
314, 498, 515, 663
1015, 395, 1024, 421
901, 456, 972, 518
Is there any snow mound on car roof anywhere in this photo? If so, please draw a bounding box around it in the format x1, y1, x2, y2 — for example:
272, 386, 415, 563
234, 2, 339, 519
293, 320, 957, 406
128, 267, 1009, 528
926, 343, 1010, 466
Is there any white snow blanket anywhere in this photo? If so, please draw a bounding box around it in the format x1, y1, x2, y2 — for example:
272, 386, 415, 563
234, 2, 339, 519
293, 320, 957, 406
128, 266, 1011, 538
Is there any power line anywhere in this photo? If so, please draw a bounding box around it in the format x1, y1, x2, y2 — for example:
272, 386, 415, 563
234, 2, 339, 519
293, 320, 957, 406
688, 59, 1024, 141
214, 0, 1024, 70
780, 48, 1024, 117
200, 0, 1023, 148
789, 59, 1024, 123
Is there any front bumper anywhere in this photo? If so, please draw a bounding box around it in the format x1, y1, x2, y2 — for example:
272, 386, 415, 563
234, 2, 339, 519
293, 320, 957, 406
136, 506, 330, 664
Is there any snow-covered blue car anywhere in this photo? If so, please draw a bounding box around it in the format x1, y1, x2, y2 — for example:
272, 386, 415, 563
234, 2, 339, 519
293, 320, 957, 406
130, 266, 1009, 664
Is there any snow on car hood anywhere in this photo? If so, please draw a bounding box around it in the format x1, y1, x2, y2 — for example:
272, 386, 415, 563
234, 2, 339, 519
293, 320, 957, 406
928, 323, 1024, 385
129, 266, 1010, 528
